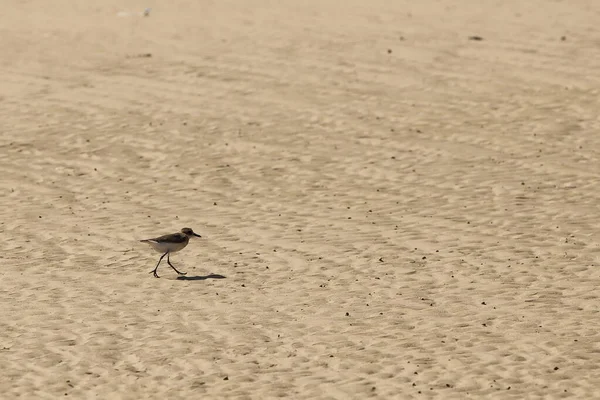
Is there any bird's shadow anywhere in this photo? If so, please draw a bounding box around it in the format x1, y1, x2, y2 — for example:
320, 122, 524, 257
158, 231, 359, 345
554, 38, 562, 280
176, 273, 226, 281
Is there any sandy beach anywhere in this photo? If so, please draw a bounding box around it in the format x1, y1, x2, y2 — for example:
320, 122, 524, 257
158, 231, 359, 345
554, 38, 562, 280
1, 0, 600, 398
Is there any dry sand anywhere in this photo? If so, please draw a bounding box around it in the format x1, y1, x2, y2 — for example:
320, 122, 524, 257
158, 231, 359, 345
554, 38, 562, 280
1, 0, 600, 398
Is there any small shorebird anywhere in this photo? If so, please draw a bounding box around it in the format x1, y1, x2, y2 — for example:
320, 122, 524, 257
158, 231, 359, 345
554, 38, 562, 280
140, 227, 202, 278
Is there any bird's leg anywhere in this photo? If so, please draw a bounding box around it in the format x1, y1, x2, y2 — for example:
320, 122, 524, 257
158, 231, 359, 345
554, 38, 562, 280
150, 252, 168, 278
167, 253, 187, 275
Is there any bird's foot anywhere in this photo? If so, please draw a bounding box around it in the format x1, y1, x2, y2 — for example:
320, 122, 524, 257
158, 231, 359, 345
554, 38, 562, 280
149, 269, 160, 278
167, 261, 186, 275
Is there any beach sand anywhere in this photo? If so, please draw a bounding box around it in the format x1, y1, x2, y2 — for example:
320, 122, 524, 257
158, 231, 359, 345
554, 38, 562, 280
1, 0, 600, 398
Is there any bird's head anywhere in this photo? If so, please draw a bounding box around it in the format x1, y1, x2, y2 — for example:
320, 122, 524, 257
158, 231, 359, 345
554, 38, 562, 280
181, 227, 202, 238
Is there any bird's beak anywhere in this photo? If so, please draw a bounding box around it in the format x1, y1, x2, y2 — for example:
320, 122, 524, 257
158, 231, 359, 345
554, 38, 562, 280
194, 233, 202, 238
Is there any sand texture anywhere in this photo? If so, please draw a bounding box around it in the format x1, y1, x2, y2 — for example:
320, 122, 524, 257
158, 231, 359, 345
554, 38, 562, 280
1, 0, 600, 398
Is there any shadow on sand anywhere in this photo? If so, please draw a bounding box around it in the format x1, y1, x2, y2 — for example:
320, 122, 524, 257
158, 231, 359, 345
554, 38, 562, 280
176, 274, 226, 281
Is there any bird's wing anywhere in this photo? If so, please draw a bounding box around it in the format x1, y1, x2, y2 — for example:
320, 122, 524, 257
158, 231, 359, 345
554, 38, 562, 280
145, 232, 187, 244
